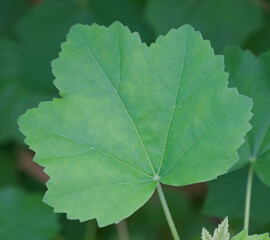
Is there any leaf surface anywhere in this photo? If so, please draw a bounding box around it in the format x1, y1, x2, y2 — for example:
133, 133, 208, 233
18, 22, 252, 226
224, 48, 270, 186
232, 230, 269, 240
0, 187, 59, 240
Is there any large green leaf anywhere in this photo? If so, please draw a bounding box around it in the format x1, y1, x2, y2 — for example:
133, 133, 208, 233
144, 0, 263, 52
203, 167, 270, 226
0, 187, 59, 240
18, 22, 252, 226
224, 48, 270, 186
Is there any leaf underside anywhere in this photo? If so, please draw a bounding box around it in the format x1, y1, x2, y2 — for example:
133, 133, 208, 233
18, 22, 252, 226
202, 217, 230, 240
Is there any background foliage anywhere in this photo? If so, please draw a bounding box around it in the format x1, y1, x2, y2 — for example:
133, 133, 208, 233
0, 0, 269, 239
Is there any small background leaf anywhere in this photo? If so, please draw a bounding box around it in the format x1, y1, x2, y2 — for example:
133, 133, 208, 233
0, 187, 59, 240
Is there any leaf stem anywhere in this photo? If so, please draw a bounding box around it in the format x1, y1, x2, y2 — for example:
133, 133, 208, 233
244, 164, 254, 233
156, 182, 180, 240
116, 220, 130, 240
84, 220, 96, 240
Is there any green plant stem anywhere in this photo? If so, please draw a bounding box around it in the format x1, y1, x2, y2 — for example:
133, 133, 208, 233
157, 182, 180, 240
84, 220, 96, 240
244, 164, 254, 233
116, 220, 130, 240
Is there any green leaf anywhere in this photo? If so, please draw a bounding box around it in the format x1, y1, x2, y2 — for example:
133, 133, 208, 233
213, 217, 230, 240
18, 22, 252, 226
0, 150, 18, 187
90, 0, 155, 43
231, 230, 269, 240
202, 217, 230, 240
0, 0, 27, 37
202, 228, 213, 240
15, 0, 94, 91
245, 14, 270, 55
224, 48, 270, 186
145, 0, 263, 52
0, 0, 154, 143
0, 0, 94, 143
0, 37, 56, 143
202, 218, 269, 240
203, 167, 270, 226
0, 187, 59, 240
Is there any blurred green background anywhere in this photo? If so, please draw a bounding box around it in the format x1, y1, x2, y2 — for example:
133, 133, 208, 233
0, 0, 270, 239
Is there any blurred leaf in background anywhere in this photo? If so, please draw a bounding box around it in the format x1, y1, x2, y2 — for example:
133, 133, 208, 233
203, 46, 270, 235
224, 48, 270, 187
0, 149, 18, 187
144, 0, 263, 52
90, 0, 155, 43
245, 13, 270, 55
203, 167, 270, 231
0, 0, 28, 37
0, 187, 59, 240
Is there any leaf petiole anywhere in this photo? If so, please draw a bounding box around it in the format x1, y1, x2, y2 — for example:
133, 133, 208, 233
244, 163, 254, 233
156, 182, 180, 240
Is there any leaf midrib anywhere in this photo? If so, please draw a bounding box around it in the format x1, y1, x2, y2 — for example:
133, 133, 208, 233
156, 27, 188, 176
75, 25, 157, 177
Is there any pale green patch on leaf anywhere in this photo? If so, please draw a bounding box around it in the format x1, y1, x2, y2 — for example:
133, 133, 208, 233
18, 22, 252, 226
0, 187, 59, 240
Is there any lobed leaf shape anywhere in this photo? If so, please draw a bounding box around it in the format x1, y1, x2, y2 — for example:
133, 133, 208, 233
202, 217, 230, 240
224, 48, 270, 186
0, 187, 59, 240
202, 218, 269, 240
18, 22, 252, 226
